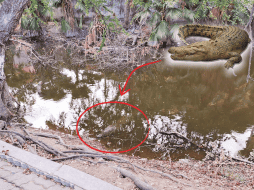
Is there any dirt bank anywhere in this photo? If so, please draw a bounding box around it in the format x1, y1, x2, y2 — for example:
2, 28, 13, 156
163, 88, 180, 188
0, 125, 253, 190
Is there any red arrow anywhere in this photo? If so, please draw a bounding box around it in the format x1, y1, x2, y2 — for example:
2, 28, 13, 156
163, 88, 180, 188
119, 60, 162, 96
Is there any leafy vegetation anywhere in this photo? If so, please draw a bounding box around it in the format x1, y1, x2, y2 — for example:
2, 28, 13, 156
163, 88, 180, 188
19, 0, 253, 45
74, 0, 126, 50
132, 0, 253, 44
132, 0, 194, 43
189, 0, 252, 25
21, 0, 54, 31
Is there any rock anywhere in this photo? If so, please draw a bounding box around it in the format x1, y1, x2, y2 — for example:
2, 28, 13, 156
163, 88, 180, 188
97, 125, 117, 138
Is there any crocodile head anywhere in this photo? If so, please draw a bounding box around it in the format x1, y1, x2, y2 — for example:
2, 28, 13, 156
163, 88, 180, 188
168, 41, 210, 61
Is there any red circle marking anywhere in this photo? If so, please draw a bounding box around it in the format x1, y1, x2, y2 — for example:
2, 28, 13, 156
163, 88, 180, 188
76, 101, 150, 154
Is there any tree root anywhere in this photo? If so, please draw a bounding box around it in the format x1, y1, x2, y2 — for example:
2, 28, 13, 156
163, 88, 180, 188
0, 130, 67, 156
54, 150, 191, 186
113, 167, 156, 190
232, 157, 254, 165
34, 132, 192, 186
0, 129, 192, 188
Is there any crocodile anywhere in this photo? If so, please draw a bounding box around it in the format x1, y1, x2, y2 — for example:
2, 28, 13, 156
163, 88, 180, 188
96, 125, 117, 138
168, 24, 251, 69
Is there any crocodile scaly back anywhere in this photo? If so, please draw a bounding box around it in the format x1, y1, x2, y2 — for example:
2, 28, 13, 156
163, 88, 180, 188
169, 24, 251, 69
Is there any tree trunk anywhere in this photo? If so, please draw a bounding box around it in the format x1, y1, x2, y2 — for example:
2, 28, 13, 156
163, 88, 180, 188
0, 0, 29, 45
0, 0, 29, 121
124, 0, 130, 29
130, 3, 137, 20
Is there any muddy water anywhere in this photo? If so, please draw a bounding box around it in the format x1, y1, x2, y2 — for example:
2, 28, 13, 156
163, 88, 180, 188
4, 44, 254, 161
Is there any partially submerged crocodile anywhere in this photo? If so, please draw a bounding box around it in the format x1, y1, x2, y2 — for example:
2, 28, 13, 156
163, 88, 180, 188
96, 125, 117, 138
168, 24, 251, 69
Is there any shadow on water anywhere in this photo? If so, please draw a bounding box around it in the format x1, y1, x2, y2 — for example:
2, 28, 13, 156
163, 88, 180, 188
4, 44, 254, 161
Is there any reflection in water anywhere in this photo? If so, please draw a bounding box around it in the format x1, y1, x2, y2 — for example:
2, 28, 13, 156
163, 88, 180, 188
222, 129, 252, 157
4, 47, 254, 160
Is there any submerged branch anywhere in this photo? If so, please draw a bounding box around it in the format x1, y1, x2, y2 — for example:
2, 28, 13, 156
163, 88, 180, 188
159, 131, 203, 150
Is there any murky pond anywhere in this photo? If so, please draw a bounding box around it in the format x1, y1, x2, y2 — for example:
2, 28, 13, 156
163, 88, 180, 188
4, 42, 254, 161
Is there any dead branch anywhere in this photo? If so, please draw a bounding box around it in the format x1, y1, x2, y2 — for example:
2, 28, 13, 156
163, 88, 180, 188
159, 131, 203, 149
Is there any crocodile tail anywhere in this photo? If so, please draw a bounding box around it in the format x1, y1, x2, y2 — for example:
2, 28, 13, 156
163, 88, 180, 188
178, 24, 224, 45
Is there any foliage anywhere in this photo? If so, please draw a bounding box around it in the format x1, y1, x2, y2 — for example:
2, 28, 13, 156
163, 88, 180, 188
132, 0, 253, 43
21, 0, 54, 30
18, 0, 254, 45
132, 0, 195, 43
229, 0, 252, 25
20, 0, 125, 50
188, 0, 253, 25
21, 16, 40, 30
61, 18, 71, 33
75, 0, 127, 51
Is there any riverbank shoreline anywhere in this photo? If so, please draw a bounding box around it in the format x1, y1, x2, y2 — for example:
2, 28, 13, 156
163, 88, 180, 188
0, 124, 253, 189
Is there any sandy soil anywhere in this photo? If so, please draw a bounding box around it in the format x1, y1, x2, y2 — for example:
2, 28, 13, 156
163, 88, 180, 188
1, 125, 254, 190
